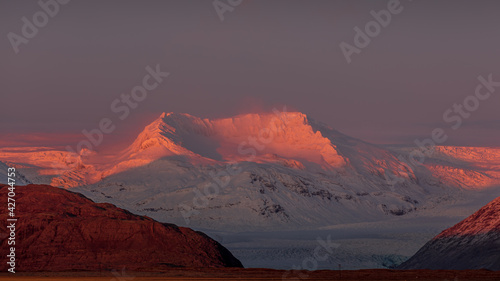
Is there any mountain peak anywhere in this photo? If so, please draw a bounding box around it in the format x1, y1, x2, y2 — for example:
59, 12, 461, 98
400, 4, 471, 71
159, 111, 198, 120
138, 111, 346, 168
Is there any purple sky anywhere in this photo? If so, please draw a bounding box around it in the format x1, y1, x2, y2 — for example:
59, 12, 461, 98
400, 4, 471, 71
1, 0, 499, 149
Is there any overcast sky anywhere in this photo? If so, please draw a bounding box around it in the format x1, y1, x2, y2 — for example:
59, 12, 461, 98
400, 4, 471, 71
1, 0, 499, 149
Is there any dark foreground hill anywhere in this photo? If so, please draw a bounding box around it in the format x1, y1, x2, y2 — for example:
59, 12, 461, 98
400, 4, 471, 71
0, 184, 242, 271
399, 196, 500, 270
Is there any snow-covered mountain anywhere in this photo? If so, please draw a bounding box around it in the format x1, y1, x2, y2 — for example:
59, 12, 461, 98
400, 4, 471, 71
399, 196, 500, 270
0, 147, 89, 186
67, 112, 421, 230
2, 111, 500, 269
2, 112, 500, 231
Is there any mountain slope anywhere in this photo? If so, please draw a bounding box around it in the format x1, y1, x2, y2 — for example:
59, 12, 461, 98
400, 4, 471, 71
399, 196, 500, 270
69, 112, 463, 230
0, 184, 243, 271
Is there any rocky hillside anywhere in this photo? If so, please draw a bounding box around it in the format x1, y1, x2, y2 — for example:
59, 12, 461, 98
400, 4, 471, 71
0, 184, 243, 271
399, 196, 500, 270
